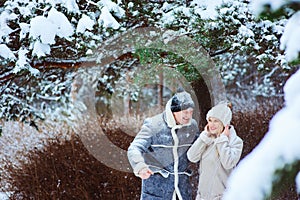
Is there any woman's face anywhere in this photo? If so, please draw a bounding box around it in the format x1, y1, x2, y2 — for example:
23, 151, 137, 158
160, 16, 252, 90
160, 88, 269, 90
173, 108, 194, 125
207, 117, 224, 135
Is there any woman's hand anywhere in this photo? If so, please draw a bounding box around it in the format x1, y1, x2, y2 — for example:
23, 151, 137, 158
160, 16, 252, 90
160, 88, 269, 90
223, 125, 230, 137
138, 167, 153, 179
204, 124, 209, 132
204, 124, 213, 137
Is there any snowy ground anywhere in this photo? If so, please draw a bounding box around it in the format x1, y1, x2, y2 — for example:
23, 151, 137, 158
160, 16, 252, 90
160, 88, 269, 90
0, 192, 10, 200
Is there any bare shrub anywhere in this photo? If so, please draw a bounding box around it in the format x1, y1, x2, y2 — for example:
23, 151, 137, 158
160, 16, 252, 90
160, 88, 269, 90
232, 96, 284, 158
103, 105, 164, 138
1, 132, 140, 199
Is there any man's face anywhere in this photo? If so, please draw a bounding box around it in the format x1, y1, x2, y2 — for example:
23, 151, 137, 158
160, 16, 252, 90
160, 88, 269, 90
173, 108, 194, 125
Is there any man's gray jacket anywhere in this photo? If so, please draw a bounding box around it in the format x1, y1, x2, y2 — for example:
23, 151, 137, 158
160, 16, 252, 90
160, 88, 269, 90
127, 100, 199, 200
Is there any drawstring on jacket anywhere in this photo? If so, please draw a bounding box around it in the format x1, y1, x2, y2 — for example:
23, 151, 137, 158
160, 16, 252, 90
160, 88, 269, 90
171, 124, 183, 200
166, 99, 192, 200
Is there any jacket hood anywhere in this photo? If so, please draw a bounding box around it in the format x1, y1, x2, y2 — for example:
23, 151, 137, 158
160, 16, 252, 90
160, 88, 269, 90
165, 98, 192, 128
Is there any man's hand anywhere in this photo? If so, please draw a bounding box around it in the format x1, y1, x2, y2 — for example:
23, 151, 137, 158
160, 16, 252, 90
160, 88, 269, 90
138, 167, 153, 179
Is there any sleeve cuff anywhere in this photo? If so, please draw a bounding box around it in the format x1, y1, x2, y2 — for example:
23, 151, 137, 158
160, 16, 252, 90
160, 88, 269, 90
215, 134, 228, 144
133, 162, 148, 177
200, 131, 213, 145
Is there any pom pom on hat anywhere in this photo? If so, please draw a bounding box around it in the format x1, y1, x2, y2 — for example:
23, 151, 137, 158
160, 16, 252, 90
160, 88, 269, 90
170, 88, 195, 112
206, 101, 232, 126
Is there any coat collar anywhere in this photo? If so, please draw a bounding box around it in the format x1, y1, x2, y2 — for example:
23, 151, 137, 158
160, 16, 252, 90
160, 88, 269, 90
165, 99, 177, 128
164, 99, 192, 128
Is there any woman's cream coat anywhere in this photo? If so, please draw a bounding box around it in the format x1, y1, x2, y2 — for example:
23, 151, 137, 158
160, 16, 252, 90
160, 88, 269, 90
187, 126, 243, 200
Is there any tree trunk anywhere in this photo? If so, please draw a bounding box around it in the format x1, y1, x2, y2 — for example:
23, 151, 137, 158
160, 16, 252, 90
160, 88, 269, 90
158, 70, 164, 107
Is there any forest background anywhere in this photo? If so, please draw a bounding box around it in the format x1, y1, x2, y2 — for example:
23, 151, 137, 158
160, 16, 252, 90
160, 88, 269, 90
0, 0, 300, 199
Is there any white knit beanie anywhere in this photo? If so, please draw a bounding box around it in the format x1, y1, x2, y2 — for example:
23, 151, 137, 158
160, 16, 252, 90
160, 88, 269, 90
206, 102, 232, 126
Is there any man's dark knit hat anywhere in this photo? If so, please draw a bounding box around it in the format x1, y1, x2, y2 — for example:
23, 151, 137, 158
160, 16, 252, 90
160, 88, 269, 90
170, 88, 195, 112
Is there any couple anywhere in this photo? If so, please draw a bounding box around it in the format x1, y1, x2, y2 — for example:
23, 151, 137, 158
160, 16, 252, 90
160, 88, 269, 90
127, 90, 243, 200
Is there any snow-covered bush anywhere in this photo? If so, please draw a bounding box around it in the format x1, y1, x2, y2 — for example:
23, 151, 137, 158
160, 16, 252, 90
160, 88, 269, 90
223, 69, 300, 200
0, 67, 75, 123
222, 2, 300, 198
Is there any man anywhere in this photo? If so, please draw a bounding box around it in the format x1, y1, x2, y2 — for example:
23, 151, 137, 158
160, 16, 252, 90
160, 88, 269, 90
127, 90, 199, 200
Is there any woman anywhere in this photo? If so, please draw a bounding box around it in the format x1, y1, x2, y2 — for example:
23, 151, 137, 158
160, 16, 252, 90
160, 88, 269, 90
187, 102, 243, 200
